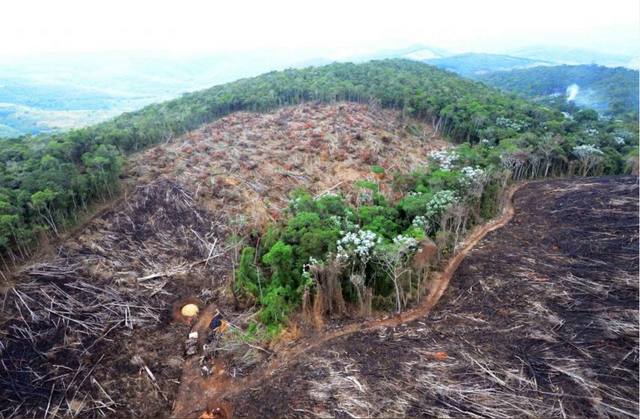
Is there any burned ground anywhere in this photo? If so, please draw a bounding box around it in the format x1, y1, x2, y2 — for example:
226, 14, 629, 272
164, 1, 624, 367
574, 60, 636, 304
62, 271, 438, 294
230, 176, 639, 418
0, 179, 233, 418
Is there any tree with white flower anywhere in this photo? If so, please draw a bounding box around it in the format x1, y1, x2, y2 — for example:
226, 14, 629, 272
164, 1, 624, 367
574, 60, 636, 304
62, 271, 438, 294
573, 144, 604, 176
429, 150, 458, 171
459, 166, 487, 196
374, 234, 419, 313
411, 215, 430, 232
426, 190, 457, 219
336, 229, 382, 273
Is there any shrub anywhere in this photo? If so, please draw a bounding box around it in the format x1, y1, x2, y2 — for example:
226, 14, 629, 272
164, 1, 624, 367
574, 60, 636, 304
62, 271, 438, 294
259, 284, 292, 326
354, 180, 379, 192
397, 192, 433, 221
427, 169, 463, 192
357, 205, 400, 239
262, 240, 295, 287
236, 247, 260, 298
371, 165, 385, 174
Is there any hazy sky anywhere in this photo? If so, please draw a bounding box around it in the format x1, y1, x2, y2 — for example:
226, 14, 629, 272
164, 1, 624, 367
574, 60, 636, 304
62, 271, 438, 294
3, 0, 639, 58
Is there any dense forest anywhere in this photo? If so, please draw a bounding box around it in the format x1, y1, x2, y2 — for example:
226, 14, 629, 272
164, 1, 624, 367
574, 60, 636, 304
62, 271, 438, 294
478, 64, 639, 119
0, 59, 637, 269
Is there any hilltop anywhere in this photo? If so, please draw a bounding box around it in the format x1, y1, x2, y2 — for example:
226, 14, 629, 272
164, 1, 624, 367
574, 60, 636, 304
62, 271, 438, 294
0, 59, 637, 418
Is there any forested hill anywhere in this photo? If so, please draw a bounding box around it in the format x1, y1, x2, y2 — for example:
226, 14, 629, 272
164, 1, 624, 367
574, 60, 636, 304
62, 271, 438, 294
0, 59, 637, 262
478, 64, 639, 119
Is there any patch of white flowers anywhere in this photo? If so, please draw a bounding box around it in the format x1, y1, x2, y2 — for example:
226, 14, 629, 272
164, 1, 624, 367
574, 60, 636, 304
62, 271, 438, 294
411, 215, 429, 230
614, 136, 625, 145
460, 166, 486, 187
584, 128, 599, 137
429, 150, 458, 171
392, 234, 418, 250
337, 229, 382, 262
426, 190, 457, 218
496, 117, 528, 132
573, 144, 604, 158
408, 191, 423, 197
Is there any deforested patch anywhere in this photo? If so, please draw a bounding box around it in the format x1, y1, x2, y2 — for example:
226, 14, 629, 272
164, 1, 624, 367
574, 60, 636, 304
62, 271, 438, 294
0, 178, 232, 418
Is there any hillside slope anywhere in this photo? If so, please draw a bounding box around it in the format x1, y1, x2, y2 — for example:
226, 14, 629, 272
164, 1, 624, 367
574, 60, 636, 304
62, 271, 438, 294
130, 102, 446, 228
0, 102, 447, 417
478, 64, 639, 117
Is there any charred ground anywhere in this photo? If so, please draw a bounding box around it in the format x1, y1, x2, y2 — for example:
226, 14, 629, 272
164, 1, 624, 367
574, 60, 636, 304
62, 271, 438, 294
229, 176, 639, 418
0, 180, 233, 417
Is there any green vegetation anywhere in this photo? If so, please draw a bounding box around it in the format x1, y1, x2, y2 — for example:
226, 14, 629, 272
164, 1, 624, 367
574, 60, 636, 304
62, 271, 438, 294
235, 146, 497, 330
0, 59, 637, 271
235, 118, 637, 332
478, 64, 639, 119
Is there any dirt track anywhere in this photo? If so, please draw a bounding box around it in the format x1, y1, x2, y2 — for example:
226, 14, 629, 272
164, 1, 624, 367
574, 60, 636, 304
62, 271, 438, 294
224, 176, 639, 418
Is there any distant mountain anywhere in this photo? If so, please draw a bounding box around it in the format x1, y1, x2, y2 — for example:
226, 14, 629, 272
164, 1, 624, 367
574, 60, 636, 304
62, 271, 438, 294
478, 64, 639, 118
507, 46, 637, 68
347, 44, 451, 62
424, 53, 552, 77
0, 51, 330, 137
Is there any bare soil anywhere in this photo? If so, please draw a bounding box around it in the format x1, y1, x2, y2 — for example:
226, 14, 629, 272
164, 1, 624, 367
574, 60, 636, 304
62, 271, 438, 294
225, 176, 639, 418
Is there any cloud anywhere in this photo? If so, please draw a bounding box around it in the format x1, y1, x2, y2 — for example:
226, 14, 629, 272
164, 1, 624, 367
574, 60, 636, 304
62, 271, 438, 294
2, 0, 638, 57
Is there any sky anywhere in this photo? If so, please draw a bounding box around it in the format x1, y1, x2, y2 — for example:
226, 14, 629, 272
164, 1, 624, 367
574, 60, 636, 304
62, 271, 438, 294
2, 0, 639, 59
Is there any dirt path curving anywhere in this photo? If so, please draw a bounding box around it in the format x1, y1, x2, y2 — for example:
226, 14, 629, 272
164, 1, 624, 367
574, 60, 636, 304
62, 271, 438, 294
172, 183, 524, 418
229, 176, 639, 418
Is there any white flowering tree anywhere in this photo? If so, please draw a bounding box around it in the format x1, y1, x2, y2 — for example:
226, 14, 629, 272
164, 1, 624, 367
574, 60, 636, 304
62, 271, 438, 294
459, 166, 487, 197
426, 190, 458, 219
336, 229, 381, 313
373, 234, 419, 313
573, 144, 604, 176
428, 150, 458, 171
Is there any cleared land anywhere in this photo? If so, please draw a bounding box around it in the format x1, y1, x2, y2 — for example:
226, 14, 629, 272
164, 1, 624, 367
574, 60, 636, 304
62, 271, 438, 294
225, 176, 639, 418
130, 102, 446, 229
0, 103, 445, 418
1, 102, 636, 418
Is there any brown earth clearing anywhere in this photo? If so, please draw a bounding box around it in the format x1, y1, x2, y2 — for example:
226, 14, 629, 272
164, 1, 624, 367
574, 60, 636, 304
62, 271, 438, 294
130, 102, 447, 229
